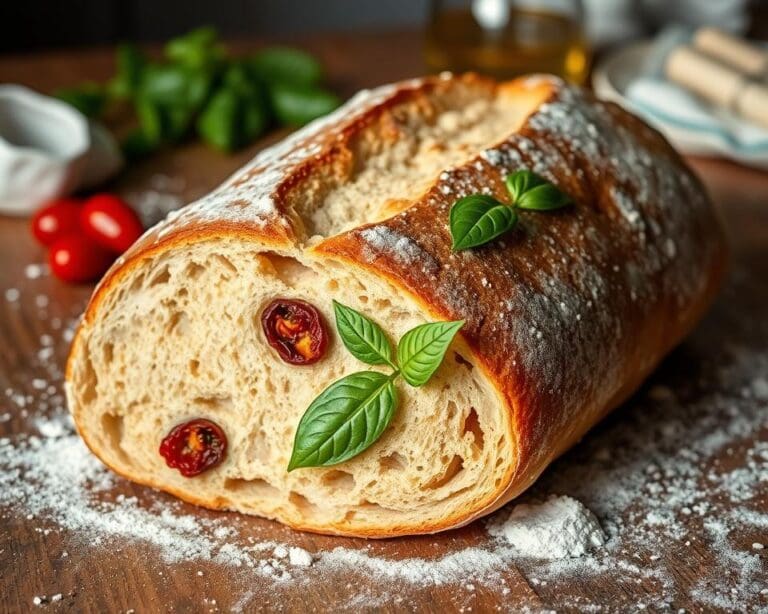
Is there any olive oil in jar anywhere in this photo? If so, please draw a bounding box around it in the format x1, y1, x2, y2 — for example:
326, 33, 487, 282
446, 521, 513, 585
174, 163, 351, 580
424, 0, 589, 83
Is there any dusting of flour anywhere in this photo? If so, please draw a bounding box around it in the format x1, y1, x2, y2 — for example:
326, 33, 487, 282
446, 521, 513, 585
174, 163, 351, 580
488, 496, 605, 560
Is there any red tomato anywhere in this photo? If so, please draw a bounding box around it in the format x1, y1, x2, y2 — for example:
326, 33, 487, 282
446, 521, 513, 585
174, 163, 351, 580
80, 194, 144, 254
30, 199, 82, 246
48, 234, 115, 283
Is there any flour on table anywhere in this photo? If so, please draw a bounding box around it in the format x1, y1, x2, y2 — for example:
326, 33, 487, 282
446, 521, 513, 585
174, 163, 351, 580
488, 496, 605, 560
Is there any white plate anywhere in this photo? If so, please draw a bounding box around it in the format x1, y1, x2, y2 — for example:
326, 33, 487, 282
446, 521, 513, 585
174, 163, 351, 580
592, 42, 768, 170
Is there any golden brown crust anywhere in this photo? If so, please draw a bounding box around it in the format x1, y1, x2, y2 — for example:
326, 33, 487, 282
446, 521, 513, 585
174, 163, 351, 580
67, 74, 727, 538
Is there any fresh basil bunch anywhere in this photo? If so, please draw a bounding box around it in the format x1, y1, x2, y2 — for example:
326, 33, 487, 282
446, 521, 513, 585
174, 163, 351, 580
288, 302, 464, 470
450, 170, 572, 251
55, 27, 341, 156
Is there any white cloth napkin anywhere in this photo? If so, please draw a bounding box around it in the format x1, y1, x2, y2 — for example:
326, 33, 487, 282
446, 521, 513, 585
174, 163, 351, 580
626, 77, 768, 167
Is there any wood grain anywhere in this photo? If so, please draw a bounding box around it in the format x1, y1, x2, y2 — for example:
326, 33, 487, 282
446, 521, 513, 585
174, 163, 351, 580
1, 31, 767, 613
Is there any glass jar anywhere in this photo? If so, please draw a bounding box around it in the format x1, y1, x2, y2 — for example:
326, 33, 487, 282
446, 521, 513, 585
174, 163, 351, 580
424, 0, 590, 83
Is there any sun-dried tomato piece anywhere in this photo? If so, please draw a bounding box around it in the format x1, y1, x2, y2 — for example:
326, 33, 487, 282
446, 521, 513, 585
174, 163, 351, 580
261, 298, 328, 365
159, 419, 227, 477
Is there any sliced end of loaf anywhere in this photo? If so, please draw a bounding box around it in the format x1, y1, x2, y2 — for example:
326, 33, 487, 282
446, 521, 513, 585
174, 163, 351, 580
67, 242, 514, 535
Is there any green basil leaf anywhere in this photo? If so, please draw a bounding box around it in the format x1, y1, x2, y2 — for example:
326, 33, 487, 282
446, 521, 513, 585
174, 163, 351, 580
196, 88, 241, 152
223, 63, 260, 97
269, 83, 341, 126
108, 43, 146, 100
140, 64, 212, 110
249, 46, 323, 87
449, 194, 517, 251
134, 97, 165, 144
506, 170, 571, 211
333, 301, 394, 367
288, 371, 397, 470
505, 169, 547, 204
516, 183, 571, 211
397, 320, 464, 387
241, 97, 270, 142
163, 105, 196, 142
165, 27, 224, 69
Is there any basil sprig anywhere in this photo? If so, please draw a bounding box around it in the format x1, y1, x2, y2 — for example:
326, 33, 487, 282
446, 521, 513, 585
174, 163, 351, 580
288, 302, 463, 470
449, 170, 571, 251
55, 28, 341, 157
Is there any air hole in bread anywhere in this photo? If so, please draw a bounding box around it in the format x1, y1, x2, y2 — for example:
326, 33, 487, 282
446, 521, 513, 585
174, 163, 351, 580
379, 452, 407, 472
358, 499, 384, 511
129, 272, 146, 293
189, 359, 200, 376
166, 311, 189, 335
213, 254, 238, 274
454, 353, 473, 371
462, 408, 485, 449
223, 477, 280, 498
445, 400, 458, 422
261, 253, 318, 287
244, 429, 270, 463
264, 378, 276, 395
103, 343, 114, 365
100, 412, 128, 462
184, 262, 206, 280
358, 295, 369, 304
321, 470, 356, 493
289, 491, 318, 513
80, 351, 98, 405
149, 266, 171, 287
423, 455, 464, 490
192, 395, 233, 412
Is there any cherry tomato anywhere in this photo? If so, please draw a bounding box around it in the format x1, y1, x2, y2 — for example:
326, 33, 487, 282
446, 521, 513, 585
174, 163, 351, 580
80, 194, 144, 254
30, 198, 81, 246
48, 234, 115, 283
261, 298, 328, 365
159, 419, 228, 477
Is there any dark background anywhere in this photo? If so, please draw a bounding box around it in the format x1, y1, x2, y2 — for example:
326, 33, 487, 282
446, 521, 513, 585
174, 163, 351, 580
1, 0, 766, 54
0, 0, 429, 53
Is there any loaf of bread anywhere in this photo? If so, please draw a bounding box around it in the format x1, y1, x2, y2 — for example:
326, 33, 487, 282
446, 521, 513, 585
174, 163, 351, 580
66, 74, 726, 537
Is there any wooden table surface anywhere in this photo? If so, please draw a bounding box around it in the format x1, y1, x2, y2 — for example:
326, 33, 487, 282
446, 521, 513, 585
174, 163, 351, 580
1, 31, 767, 614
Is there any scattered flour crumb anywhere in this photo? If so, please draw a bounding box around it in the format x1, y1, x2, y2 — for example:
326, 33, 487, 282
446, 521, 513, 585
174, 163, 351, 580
488, 496, 605, 560
288, 547, 313, 567
750, 377, 768, 400
4, 288, 20, 302
273, 545, 288, 559
24, 264, 47, 279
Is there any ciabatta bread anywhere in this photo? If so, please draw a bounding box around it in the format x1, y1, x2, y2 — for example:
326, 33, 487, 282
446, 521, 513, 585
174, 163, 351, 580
66, 74, 726, 538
